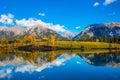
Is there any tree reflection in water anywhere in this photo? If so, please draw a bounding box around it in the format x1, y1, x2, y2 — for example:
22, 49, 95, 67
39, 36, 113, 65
0, 49, 120, 80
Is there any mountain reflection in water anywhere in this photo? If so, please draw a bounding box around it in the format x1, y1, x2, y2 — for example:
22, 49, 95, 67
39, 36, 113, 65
79, 52, 120, 67
0, 50, 120, 80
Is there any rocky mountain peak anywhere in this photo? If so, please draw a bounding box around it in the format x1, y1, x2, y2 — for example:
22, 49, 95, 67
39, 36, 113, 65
74, 22, 120, 39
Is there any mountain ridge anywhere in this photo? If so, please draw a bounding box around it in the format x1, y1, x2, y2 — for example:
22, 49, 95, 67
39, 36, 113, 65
0, 22, 120, 40
74, 22, 120, 39
0, 25, 65, 39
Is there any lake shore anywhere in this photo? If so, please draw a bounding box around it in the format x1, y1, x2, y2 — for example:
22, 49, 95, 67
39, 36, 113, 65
17, 44, 120, 52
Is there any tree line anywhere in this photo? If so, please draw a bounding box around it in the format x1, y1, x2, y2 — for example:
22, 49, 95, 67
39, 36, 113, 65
77, 36, 120, 43
0, 34, 55, 48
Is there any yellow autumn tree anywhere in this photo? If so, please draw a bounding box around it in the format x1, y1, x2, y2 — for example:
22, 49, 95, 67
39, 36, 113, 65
47, 34, 55, 46
49, 51, 55, 62
46, 51, 55, 62
23, 36, 37, 45
1, 37, 9, 48
43, 36, 48, 41
14, 39, 23, 47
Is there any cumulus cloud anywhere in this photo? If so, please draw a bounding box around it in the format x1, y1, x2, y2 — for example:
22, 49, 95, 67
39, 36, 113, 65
38, 13, 45, 16
93, 2, 100, 7
104, 0, 117, 5
75, 26, 81, 29
16, 18, 46, 27
46, 23, 66, 32
0, 13, 14, 25
0, 13, 70, 34
16, 18, 66, 33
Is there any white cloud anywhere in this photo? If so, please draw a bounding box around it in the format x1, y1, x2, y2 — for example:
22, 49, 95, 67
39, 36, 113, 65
0, 13, 70, 34
46, 23, 66, 32
0, 13, 14, 25
38, 13, 45, 16
104, 0, 117, 5
16, 18, 66, 33
75, 26, 81, 29
16, 18, 46, 27
76, 61, 81, 64
93, 2, 100, 7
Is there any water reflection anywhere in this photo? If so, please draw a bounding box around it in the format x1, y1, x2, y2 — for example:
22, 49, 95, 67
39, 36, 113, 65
0, 49, 75, 79
0, 49, 120, 80
79, 51, 120, 67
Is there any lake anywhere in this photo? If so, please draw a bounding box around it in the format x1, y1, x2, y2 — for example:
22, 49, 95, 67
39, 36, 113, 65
0, 50, 120, 80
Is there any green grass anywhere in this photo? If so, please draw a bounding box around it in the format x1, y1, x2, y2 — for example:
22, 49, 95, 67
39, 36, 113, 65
0, 40, 120, 50
39, 41, 120, 50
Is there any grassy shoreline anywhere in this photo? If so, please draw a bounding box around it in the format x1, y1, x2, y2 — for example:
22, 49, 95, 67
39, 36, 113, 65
0, 40, 120, 51
17, 41, 120, 51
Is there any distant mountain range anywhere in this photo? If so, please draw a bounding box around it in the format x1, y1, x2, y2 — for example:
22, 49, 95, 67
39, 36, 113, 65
74, 22, 120, 39
0, 25, 74, 39
0, 22, 120, 40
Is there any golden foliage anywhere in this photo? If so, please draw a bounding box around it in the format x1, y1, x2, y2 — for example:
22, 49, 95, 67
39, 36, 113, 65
1, 38, 9, 48
23, 36, 37, 45
47, 34, 55, 46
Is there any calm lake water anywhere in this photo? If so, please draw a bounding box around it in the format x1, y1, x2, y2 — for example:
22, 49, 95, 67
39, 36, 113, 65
0, 50, 120, 80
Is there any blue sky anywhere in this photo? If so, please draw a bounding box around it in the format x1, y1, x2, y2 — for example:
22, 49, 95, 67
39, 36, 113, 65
0, 0, 120, 34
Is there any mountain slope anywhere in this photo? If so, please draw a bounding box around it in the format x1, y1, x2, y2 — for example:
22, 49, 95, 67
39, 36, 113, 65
62, 31, 75, 39
23, 25, 64, 39
0, 26, 24, 39
74, 22, 120, 39
0, 25, 64, 39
